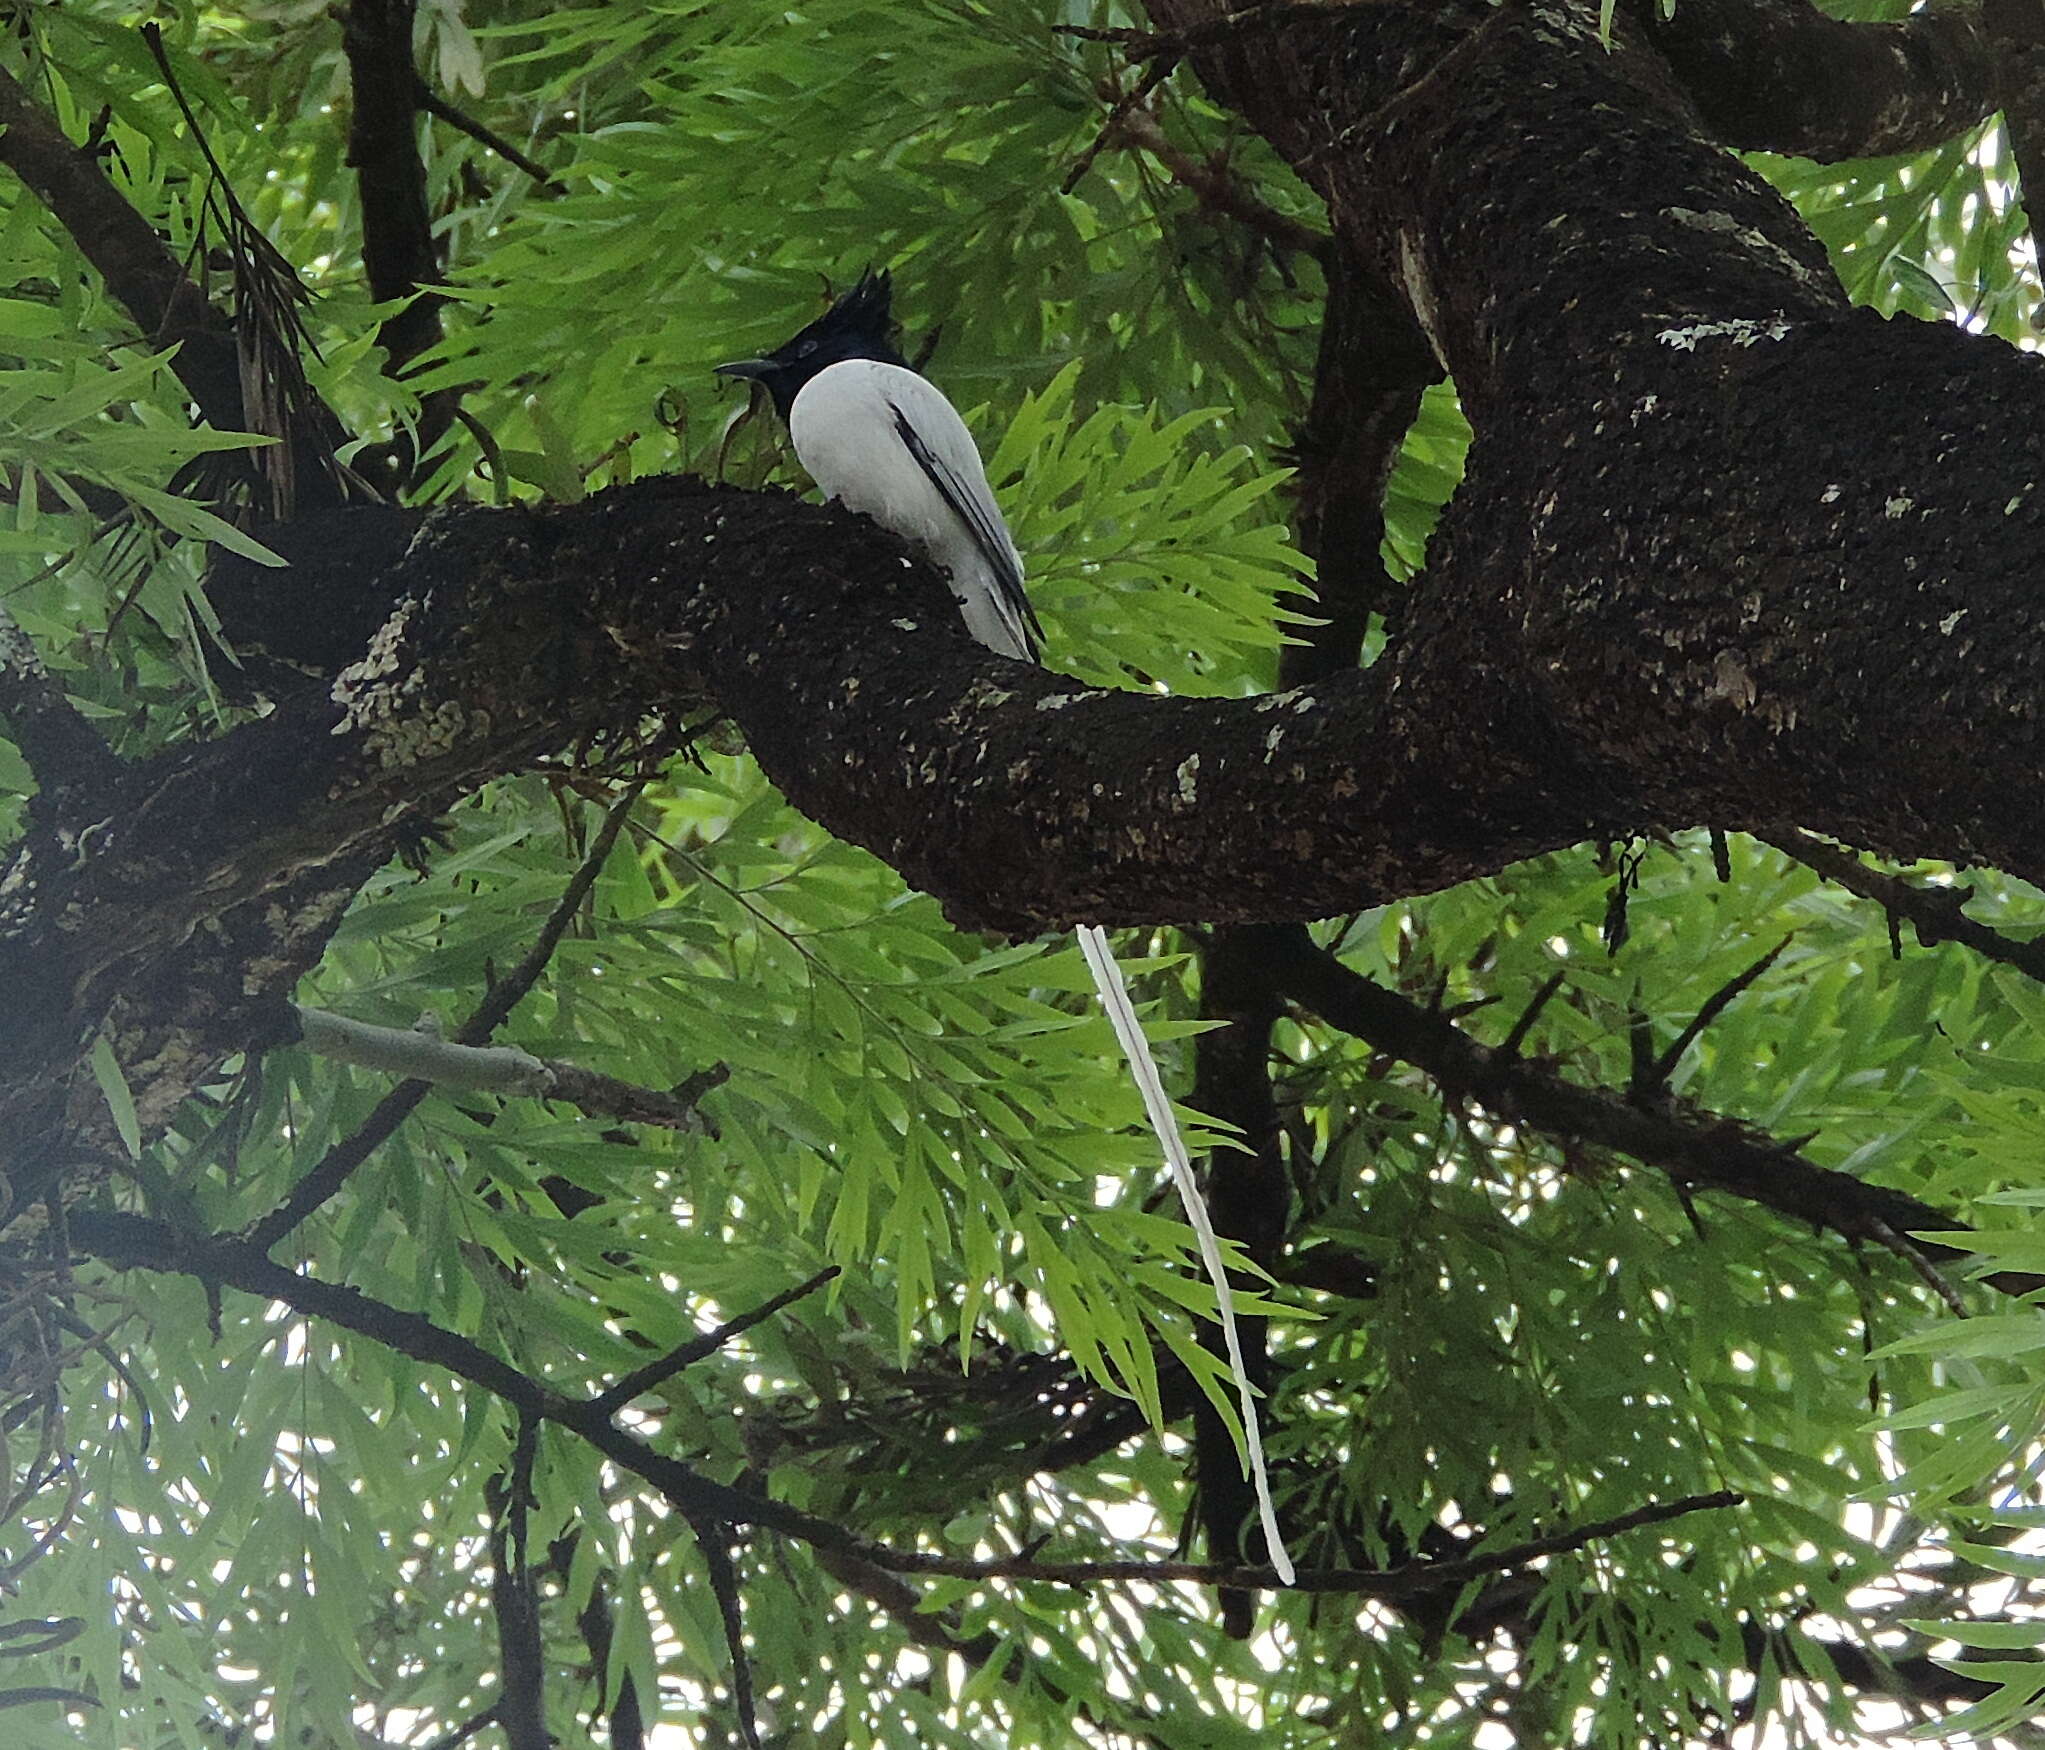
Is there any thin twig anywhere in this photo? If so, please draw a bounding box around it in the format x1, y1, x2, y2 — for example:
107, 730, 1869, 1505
421, 1704, 499, 1750
591, 1266, 840, 1417
1106, 104, 1329, 258
1647, 936, 1790, 1088
1497, 970, 1568, 1060
1062, 58, 1180, 195
1864, 1218, 1970, 1319
243, 780, 648, 1252
415, 79, 557, 186
861, 1490, 1745, 1593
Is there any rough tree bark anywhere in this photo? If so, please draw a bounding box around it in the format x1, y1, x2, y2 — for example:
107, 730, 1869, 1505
0, 0, 2038, 1197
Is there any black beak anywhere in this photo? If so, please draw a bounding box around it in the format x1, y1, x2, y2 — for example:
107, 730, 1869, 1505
715, 358, 775, 383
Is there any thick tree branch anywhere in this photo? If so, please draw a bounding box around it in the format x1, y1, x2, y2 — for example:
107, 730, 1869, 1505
1633, 0, 2000, 161
17, 0, 2045, 1265
0, 477, 1611, 1150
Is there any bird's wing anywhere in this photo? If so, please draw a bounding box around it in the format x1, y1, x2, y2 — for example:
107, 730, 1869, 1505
880, 378, 1045, 664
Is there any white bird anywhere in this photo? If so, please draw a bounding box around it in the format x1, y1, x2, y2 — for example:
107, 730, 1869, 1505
720, 271, 1294, 1589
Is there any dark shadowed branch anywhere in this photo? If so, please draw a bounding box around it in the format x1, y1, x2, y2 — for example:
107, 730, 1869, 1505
1250, 925, 2045, 1297
1768, 829, 2045, 984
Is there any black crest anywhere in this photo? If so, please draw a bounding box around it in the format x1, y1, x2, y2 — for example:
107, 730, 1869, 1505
716, 268, 909, 419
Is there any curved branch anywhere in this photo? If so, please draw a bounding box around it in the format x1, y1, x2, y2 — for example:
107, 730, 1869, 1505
1634, 0, 2000, 161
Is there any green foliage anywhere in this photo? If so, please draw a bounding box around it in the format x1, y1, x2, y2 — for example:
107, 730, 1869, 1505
0, 1, 2042, 1747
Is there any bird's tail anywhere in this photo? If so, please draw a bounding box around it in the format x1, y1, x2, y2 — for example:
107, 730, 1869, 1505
1075, 924, 1294, 1586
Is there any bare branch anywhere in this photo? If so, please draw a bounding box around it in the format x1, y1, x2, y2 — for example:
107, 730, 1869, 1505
591, 1266, 840, 1417
1107, 105, 1328, 258
415, 79, 557, 187
1768, 828, 2045, 984
1646, 935, 1789, 1088
0, 64, 242, 430
863, 1490, 1745, 1593
1251, 925, 2045, 1298
243, 781, 649, 1251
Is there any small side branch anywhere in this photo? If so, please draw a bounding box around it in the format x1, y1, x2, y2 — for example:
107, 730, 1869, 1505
289, 1005, 723, 1130
415, 79, 557, 187
1645, 936, 1789, 1089
591, 1266, 840, 1417
1768, 828, 2045, 984
861, 1490, 1744, 1594
1250, 925, 2043, 1299
1107, 105, 1328, 258
245, 781, 648, 1251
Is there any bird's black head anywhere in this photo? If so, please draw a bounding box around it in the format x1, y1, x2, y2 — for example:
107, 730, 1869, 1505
716, 269, 911, 421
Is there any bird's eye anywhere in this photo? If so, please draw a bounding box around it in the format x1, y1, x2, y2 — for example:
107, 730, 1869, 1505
795, 338, 819, 359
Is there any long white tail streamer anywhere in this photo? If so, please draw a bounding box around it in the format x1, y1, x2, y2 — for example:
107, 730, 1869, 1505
1076, 923, 1295, 1585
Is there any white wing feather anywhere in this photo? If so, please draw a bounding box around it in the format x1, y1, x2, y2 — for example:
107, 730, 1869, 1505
792, 352, 1294, 1587
791, 360, 1040, 661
